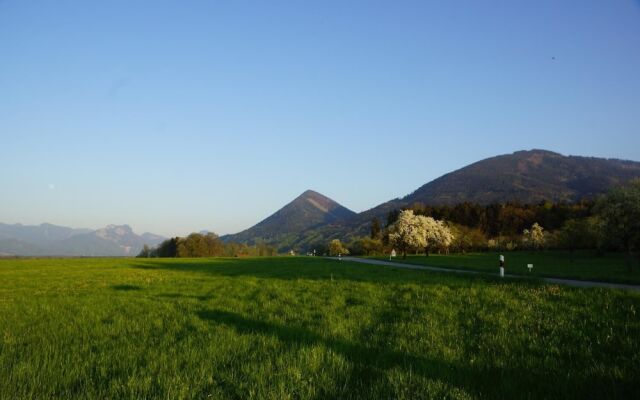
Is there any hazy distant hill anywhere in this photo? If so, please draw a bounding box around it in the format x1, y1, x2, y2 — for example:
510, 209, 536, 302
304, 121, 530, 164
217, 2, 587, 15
0, 223, 165, 256
0, 238, 48, 256
224, 150, 640, 252
222, 190, 356, 250
0, 223, 91, 244
141, 232, 166, 245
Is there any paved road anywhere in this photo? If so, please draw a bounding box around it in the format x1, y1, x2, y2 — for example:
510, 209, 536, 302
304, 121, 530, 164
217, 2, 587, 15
338, 256, 640, 292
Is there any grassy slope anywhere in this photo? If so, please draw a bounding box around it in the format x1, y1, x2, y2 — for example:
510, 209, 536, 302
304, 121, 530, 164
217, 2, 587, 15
0, 257, 639, 399
372, 251, 640, 284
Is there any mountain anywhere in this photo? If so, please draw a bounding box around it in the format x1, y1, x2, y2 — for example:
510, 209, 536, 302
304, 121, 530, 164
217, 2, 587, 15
54, 225, 160, 256
0, 223, 91, 245
141, 232, 166, 244
353, 149, 640, 222
224, 150, 640, 252
0, 223, 165, 256
4, 150, 639, 255
401, 149, 640, 205
0, 238, 48, 256
222, 190, 356, 250
0, 223, 92, 256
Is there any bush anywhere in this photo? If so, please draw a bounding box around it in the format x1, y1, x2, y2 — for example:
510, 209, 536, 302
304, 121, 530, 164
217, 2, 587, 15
329, 239, 349, 256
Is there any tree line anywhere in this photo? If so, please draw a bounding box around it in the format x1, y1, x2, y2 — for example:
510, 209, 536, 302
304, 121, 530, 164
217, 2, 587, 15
138, 232, 277, 258
385, 200, 593, 237
140, 182, 640, 272
342, 181, 640, 269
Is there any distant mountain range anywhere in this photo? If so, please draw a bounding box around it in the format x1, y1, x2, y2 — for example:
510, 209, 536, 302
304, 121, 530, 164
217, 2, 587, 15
223, 149, 640, 251
0, 223, 165, 256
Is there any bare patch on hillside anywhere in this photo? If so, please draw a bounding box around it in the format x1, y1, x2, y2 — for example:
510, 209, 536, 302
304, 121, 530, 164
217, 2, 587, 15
307, 198, 329, 213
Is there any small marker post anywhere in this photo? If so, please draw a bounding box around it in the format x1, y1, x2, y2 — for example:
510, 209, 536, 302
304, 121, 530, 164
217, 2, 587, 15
499, 254, 505, 277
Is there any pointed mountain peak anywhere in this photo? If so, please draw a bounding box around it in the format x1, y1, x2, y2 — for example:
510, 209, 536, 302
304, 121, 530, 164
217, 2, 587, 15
224, 190, 356, 248
297, 189, 324, 199
292, 190, 343, 213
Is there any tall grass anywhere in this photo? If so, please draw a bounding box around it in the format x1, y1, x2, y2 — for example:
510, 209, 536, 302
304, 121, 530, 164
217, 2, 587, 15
1, 257, 638, 399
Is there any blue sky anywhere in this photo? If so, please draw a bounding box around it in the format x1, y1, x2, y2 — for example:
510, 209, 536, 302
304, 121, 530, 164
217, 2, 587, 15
1, 0, 639, 236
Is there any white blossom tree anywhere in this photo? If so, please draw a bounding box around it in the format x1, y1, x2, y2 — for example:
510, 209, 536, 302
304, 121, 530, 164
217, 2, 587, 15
389, 210, 454, 257
417, 215, 454, 255
388, 210, 427, 258
432, 220, 455, 254
523, 222, 545, 250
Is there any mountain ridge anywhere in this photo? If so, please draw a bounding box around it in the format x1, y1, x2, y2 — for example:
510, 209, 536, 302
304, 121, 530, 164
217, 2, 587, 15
4, 149, 640, 255
221, 189, 356, 250
400, 149, 640, 206
0, 223, 165, 256
224, 149, 640, 251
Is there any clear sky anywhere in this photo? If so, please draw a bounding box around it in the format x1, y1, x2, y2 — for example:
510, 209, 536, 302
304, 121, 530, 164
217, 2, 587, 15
1, 0, 639, 236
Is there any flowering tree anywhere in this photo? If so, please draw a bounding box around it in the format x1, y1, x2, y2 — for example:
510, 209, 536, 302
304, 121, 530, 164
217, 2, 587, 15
389, 210, 454, 257
432, 220, 455, 254
388, 210, 427, 258
523, 222, 545, 250
416, 215, 454, 255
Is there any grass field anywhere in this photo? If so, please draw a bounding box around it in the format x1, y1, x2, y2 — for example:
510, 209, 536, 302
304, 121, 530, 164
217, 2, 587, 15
1, 256, 639, 399
371, 251, 640, 284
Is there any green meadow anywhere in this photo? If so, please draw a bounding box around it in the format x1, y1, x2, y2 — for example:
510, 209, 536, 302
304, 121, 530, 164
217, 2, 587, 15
373, 251, 640, 284
1, 257, 639, 399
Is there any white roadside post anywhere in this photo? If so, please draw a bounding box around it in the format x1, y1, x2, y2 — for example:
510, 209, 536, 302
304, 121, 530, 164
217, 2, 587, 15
527, 263, 533, 272
499, 254, 505, 277
338, 253, 341, 261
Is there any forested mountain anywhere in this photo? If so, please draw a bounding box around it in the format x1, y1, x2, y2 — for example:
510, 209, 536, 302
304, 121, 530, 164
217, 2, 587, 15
0, 223, 165, 256
226, 150, 640, 251
351, 149, 640, 224
221, 190, 356, 250
402, 149, 640, 205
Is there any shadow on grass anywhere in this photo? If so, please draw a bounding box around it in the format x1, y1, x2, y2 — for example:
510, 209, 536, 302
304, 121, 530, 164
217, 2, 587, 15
127, 257, 517, 287
195, 309, 518, 398
111, 284, 142, 291
196, 308, 479, 392
196, 307, 629, 399
156, 292, 212, 301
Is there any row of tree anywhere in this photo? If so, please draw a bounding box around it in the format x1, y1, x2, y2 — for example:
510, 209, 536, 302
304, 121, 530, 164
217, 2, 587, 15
138, 232, 277, 258
141, 182, 640, 272
342, 181, 640, 267
384, 200, 593, 237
